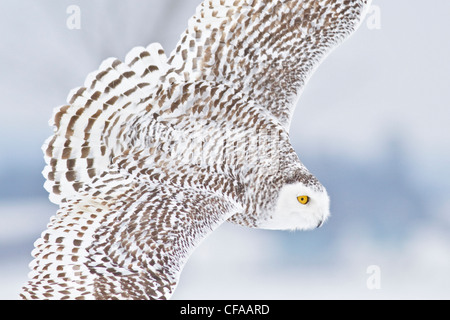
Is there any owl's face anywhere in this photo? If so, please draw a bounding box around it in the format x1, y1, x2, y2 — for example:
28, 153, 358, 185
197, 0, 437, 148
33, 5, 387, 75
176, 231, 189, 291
258, 182, 330, 231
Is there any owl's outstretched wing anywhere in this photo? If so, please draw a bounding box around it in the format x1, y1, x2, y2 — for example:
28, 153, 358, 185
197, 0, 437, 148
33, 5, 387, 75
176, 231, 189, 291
41, 43, 170, 205
23, 38, 245, 299
21, 163, 242, 300
166, 0, 372, 128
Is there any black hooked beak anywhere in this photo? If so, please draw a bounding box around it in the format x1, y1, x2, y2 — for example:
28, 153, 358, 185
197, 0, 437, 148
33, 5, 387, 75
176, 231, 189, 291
316, 219, 324, 229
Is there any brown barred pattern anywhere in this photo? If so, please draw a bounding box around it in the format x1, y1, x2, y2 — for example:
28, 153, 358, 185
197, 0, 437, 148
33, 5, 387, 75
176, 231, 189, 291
22, 0, 371, 299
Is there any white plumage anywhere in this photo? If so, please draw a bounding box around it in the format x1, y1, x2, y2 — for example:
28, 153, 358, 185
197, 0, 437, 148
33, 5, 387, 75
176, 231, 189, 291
21, 0, 372, 299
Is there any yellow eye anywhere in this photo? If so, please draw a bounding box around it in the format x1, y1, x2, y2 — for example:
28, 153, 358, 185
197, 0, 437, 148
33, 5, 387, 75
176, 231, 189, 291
297, 196, 309, 205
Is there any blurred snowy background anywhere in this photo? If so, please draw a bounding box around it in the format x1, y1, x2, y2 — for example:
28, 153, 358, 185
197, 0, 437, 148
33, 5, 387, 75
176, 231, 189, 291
0, 0, 449, 299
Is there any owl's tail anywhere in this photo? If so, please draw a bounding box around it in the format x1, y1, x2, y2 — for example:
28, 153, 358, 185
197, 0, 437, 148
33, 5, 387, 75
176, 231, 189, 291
42, 43, 169, 204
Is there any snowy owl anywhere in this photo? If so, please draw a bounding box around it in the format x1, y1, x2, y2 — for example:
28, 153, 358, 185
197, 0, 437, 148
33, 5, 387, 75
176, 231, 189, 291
21, 0, 372, 299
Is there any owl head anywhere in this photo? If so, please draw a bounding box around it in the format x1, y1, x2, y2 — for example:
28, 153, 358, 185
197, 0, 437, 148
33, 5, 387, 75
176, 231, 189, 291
257, 168, 330, 231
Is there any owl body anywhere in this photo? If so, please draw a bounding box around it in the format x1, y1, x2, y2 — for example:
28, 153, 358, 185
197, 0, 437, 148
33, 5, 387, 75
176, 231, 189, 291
21, 0, 372, 299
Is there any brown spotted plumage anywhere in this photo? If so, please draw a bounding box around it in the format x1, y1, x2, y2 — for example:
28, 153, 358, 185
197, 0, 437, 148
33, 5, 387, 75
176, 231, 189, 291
21, 0, 371, 300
